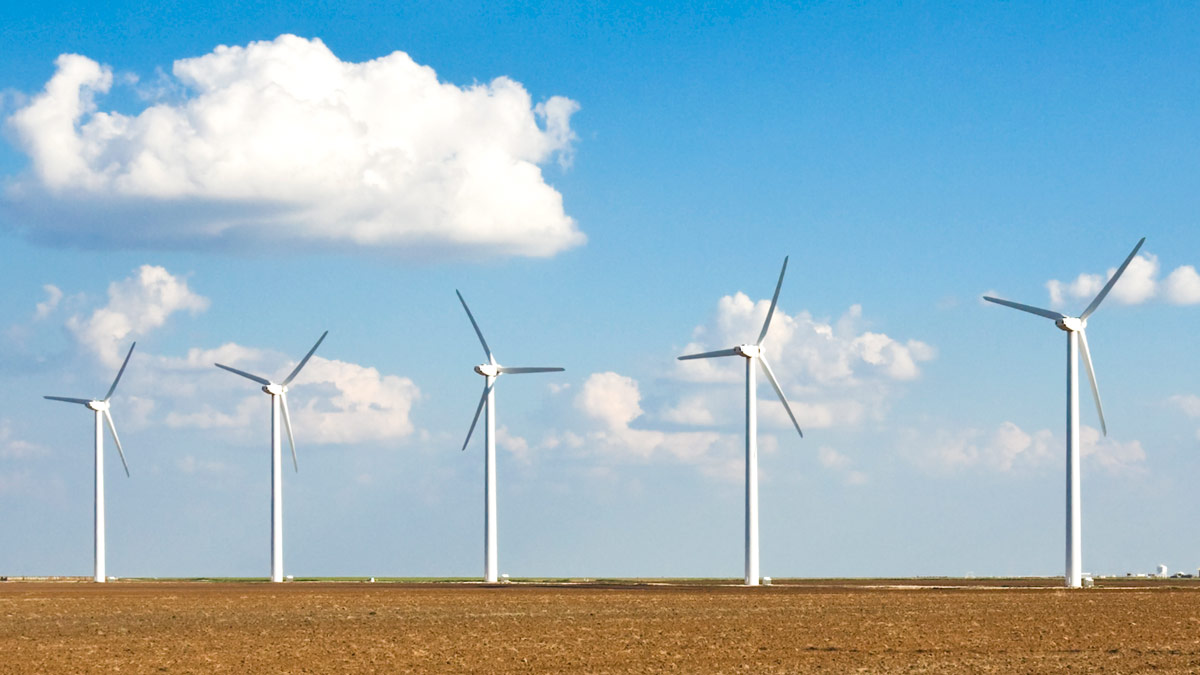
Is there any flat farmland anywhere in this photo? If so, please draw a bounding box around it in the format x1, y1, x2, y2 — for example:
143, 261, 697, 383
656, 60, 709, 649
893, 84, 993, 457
3, 579, 1200, 673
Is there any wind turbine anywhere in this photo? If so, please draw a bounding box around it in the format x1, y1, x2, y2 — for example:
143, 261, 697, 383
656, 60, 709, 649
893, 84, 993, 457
984, 237, 1144, 589
457, 290, 563, 583
678, 257, 804, 586
44, 342, 135, 583
215, 331, 327, 583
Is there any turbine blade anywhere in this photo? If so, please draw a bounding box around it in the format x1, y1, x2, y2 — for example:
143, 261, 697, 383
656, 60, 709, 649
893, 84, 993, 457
282, 331, 328, 386
215, 363, 272, 386
104, 342, 136, 401
1077, 329, 1107, 436
456, 290, 496, 365
1080, 237, 1146, 320
982, 296, 1065, 321
462, 381, 492, 451
758, 355, 803, 439
497, 366, 565, 374
757, 256, 789, 346
279, 393, 298, 472
103, 409, 130, 477
44, 396, 92, 405
677, 347, 740, 361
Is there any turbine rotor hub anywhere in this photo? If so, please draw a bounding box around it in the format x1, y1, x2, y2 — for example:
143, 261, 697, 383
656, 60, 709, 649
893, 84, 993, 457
86, 400, 108, 412
263, 383, 286, 395
734, 344, 762, 359
1056, 316, 1086, 333
475, 364, 500, 377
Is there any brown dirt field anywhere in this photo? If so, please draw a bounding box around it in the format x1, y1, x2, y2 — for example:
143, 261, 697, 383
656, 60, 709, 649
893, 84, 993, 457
3, 579, 1200, 673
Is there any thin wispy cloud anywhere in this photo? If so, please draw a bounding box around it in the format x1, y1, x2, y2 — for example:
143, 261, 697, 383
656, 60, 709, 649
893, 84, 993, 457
898, 421, 1146, 476
817, 446, 868, 486
32, 285, 62, 320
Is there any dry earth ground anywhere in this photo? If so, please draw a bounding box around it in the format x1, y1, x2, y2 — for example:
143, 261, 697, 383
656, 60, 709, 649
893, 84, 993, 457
2, 579, 1200, 672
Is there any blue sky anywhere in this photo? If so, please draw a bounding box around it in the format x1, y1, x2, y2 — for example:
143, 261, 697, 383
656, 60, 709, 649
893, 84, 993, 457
2, 1, 1199, 580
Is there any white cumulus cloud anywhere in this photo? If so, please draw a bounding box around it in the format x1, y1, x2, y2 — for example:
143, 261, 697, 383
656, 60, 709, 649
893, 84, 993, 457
571, 371, 740, 478
291, 356, 421, 444
678, 299, 934, 388
575, 371, 643, 430
5, 35, 584, 259
1164, 266, 1200, 305
163, 352, 421, 446
1044, 250, 1200, 308
1080, 426, 1146, 474
672, 295, 933, 432
1046, 274, 1103, 308
50, 266, 420, 446
66, 265, 209, 366
496, 426, 533, 463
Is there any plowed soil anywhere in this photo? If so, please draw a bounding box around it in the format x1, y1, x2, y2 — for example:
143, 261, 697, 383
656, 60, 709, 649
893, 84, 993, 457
3, 579, 1200, 673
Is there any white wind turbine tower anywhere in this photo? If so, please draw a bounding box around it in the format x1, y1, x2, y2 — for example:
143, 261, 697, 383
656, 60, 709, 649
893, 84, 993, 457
984, 237, 1144, 589
457, 290, 564, 583
215, 331, 327, 583
678, 257, 804, 586
44, 342, 136, 583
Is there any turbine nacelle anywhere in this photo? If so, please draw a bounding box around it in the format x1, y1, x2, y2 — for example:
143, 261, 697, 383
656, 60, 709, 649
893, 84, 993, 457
457, 290, 565, 453
675, 256, 804, 442
734, 344, 762, 359
1056, 316, 1086, 333
215, 330, 328, 476
44, 341, 136, 484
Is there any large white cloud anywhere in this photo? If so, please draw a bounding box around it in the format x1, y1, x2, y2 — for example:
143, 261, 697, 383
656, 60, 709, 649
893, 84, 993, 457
5, 35, 584, 258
